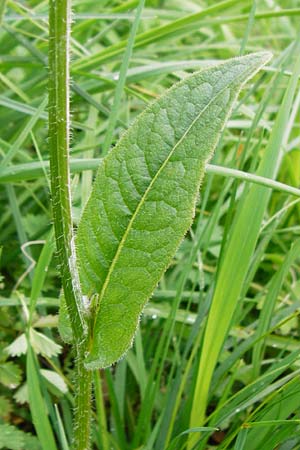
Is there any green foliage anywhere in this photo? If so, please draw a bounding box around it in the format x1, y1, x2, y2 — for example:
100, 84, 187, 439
0, 424, 40, 450
0, 361, 22, 388
76, 53, 271, 369
5, 329, 61, 358
190, 44, 300, 431
26, 345, 56, 450
0, 396, 13, 419
1, 1, 300, 449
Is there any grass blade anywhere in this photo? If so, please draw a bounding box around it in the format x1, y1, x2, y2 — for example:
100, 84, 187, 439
26, 344, 57, 450
190, 42, 300, 435
102, 0, 145, 154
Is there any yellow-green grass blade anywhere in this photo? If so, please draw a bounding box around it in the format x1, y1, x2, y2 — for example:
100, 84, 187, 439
190, 42, 300, 434
72, 0, 247, 71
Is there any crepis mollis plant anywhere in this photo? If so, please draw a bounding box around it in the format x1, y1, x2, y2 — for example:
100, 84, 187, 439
59, 52, 272, 369
48, 6, 271, 447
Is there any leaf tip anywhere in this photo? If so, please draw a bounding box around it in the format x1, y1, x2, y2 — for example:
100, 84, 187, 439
244, 50, 273, 69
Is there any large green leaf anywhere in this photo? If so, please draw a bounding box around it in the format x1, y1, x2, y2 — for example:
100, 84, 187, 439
76, 52, 271, 369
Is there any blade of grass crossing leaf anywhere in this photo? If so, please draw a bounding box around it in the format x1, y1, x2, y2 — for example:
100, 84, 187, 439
190, 52, 299, 443
26, 344, 57, 450
189, 43, 300, 437
102, 0, 145, 154
2, 159, 300, 198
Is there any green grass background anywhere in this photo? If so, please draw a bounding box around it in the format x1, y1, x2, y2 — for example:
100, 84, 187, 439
0, 1, 300, 449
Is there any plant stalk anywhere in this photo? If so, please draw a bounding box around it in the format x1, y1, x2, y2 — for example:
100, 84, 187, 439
74, 340, 93, 450
48, 0, 92, 448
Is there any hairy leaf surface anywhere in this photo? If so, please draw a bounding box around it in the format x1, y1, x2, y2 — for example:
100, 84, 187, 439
76, 52, 271, 368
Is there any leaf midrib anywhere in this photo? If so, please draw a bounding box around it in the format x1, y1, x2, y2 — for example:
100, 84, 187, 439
91, 61, 257, 327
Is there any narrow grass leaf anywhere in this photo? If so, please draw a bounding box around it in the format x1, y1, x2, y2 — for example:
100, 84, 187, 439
102, 0, 145, 154
209, 353, 300, 426
93, 371, 109, 450
190, 44, 300, 431
54, 404, 70, 450
1, 159, 300, 197
0, 96, 47, 169
234, 428, 249, 450
26, 344, 57, 450
72, 0, 248, 70
0, 95, 89, 131
5, 185, 33, 279
244, 377, 300, 450
252, 238, 300, 377
166, 427, 218, 450
29, 230, 55, 324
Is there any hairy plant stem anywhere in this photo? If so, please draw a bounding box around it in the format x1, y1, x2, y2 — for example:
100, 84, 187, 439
48, 1, 92, 448
74, 339, 93, 450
